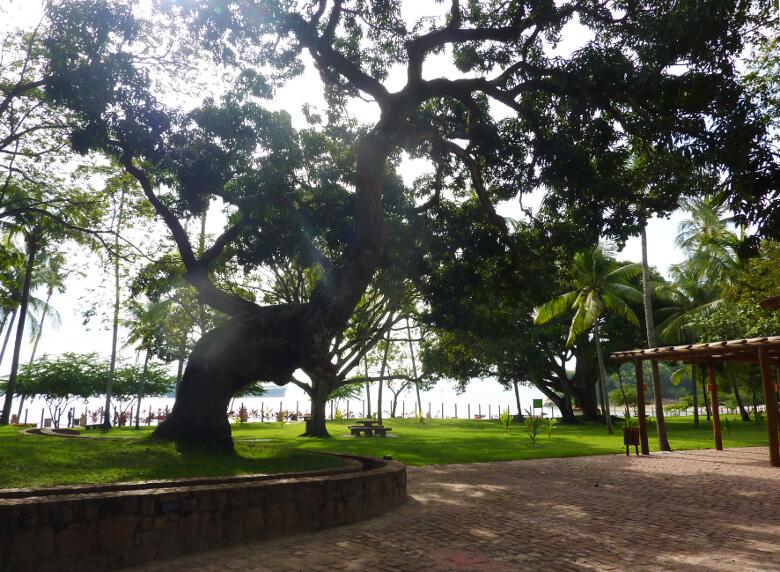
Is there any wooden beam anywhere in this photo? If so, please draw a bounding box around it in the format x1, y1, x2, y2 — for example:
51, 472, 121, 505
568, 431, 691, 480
634, 359, 649, 455
758, 347, 780, 467
707, 361, 723, 451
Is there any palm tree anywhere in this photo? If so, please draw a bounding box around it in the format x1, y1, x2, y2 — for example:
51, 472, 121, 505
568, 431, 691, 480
640, 225, 671, 451
657, 263, 721, 426
14, 250, 68, 419
534, 244, 643, 433
676, 196, 739, 287
0, 228, 40, 424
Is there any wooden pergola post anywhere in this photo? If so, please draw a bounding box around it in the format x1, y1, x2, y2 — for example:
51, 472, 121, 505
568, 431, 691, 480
707, 361, 723, 451
758, 347, 780, 467
634, 359, 649, 455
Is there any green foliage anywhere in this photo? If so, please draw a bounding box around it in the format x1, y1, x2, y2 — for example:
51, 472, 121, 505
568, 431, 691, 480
498, 409, 512, 434
690, 241, 780, 341
415, 408, 425, 430
2, 353, 174, 427
524, 409, 543, 448
545, 418, 558, 438
534, 244, 642, 347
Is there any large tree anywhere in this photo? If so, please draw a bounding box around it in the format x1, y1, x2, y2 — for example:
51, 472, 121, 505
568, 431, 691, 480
42, 0, 778, 449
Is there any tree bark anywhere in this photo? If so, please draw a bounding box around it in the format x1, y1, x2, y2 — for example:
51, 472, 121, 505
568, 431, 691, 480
302, 379, 331, 437
702, 374, 711, 421
103, 187, 126, 429
154, 307, 306, 450
572, 344, 600, 420
0, 232, 38, 424
640, 225, 671, 451
593, 321, 612, 433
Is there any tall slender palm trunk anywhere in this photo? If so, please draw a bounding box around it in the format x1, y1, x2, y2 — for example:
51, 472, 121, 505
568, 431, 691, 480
16, 286, 53, 418
0, 310, 16, 368
103, 188, 126, 429
691, 366, 699, 427
364, 358, 371, 417
1, 232, 38, 424
593, 321, 612, 434
135, 351, 150, 429
640, 225, 671, 451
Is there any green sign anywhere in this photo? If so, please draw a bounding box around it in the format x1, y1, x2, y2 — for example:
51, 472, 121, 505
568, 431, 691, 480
533, 398, 543, 408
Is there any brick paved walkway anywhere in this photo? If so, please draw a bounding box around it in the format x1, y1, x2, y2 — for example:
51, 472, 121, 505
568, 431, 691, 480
131, 447, 780, 571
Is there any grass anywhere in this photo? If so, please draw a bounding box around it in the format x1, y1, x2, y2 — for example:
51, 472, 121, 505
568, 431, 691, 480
0, 415, 770, 488
0, 426, 343, 489
224, 414, 770, 465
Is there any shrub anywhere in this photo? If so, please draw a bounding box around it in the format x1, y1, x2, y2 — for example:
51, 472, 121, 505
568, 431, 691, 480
499, 409, 513, 434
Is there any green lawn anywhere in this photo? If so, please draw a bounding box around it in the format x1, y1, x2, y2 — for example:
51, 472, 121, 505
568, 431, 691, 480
227, 415, 770, 465
0, 415, 770, 488
0, 426, 344, 489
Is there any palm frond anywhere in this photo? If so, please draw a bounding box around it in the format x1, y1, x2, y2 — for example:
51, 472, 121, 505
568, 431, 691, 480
602, 291, 640, 326
533, 290, 578, 325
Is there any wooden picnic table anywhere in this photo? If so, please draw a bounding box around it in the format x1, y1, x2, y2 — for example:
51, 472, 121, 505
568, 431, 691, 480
348, 420, 392, 437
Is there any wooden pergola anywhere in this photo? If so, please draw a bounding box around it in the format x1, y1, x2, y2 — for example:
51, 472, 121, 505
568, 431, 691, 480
611, 336, 780, 467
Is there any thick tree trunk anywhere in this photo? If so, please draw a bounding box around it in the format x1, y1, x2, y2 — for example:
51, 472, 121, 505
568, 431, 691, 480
640, 225, 671, 451
692, 366, 699, 427
535, 383, 574, 423
1, 233, 37, 424
154, 308, 305, 450
302, 380, 331, 437
593, 322, 612, 434
572, 345, 600, 421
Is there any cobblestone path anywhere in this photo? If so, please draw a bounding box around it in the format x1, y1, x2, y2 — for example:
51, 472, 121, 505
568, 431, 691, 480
131, 447, 780, 571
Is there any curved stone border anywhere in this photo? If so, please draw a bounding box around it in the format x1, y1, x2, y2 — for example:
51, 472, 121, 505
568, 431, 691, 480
0, 454, 407, 572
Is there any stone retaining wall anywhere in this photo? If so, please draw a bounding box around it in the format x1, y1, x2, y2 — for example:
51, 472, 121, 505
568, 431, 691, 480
0, 454, 407, 572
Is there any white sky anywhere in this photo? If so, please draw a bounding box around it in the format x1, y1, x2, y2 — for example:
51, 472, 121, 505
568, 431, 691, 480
2, 0, 687, 395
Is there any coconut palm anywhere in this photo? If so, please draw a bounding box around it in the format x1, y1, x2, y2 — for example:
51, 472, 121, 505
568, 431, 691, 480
534, 244, 643, 433
640, 225, 671, 451
676, 196, 739, 287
